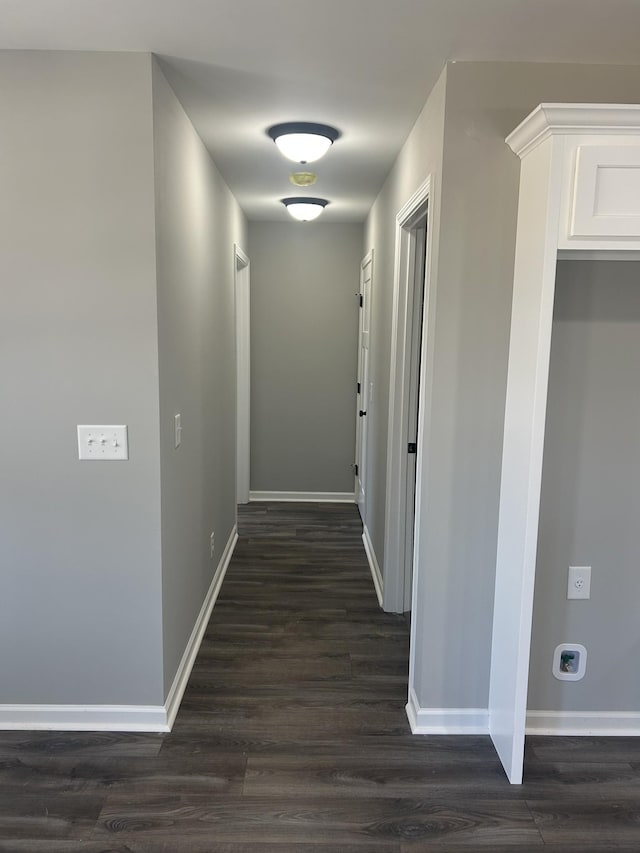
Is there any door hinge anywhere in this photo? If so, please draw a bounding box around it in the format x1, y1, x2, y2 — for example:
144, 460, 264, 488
357, 381, 361, 394
359, 410, 367, 417
359, 294, 363, 308
408, 442, 417, 454
353, 463, 359, 476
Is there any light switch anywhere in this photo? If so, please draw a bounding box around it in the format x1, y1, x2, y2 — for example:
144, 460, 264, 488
77, 425, 128, 461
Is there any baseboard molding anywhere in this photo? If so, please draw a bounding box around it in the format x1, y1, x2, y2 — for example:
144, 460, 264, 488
250, 490, 355, 503
0, 525, 238, 733
406, 688, 489, 734
0, 704, 169, 732
362, 524, 383, 607
526, 710, 640, 736
164, 524, 238, 729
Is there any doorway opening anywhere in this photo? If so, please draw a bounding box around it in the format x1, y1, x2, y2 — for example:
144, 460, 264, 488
384, 177, 433, 616
235, 244, 250, 505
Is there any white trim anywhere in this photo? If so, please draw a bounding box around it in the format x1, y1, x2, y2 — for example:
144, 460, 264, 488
558, 249, 640, 261
0, 525, 238, 733
383, 175, 434, 614
406, 689, 489, 735
362, 524, 383, 607
489, 133, 564, 786
249, 490, 355, 503
164, 523, 238, 729
526, 710, 640, 736
0, 704, 169, 732
507, 103, 640, 159
235, 243, 251, 505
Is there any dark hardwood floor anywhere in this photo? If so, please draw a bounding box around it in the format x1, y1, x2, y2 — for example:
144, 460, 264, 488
2, 501, 640, 851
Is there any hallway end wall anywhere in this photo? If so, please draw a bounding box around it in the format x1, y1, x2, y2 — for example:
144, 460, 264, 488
248, 221, 362, 496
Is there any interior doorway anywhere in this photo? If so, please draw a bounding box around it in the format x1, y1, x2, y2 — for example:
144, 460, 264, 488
235, 244, 250, 505
384, 177, 433, 615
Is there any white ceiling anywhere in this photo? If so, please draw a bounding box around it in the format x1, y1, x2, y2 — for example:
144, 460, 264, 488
3, 0, 640, 222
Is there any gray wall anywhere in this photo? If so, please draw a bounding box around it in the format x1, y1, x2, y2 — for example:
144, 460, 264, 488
529, 261, 640, 712
365, 60, 640, 714
0, 51, 247, 711
0, 52, 164, 705
364, 69, 447, 561
152, 61, 247, 694
248, 221, 362, 493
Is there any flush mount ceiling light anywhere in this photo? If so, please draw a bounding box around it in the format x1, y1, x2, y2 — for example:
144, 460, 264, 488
268, 122, 340, 164
289, 171, 317, 187
281, 197, 329, 222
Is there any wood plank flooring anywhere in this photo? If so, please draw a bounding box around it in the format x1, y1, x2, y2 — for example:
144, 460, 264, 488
1, 501, 640, 851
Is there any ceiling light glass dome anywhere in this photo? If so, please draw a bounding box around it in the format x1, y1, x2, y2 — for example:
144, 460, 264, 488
281, 197, 329, 222
268, 122, 340, 164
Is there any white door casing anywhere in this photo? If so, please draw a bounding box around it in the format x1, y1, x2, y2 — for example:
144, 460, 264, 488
403, 221, 428, 615
355, 251, 373, 519
235, 244, 250, 505
384, 177, 434, 615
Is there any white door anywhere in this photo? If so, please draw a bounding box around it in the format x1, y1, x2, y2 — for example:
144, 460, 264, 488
355, 251, 373, 520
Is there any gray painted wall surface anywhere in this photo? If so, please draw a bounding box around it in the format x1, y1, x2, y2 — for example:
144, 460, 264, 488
365, 60, 640, 714
529, 261, 640, 712
152, 61, 247, 695
363, 69, 447, 563
248, 222, 362, 493
0, 52, 164, 705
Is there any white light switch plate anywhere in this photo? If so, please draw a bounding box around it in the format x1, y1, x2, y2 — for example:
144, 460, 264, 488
77, 425, 128, 461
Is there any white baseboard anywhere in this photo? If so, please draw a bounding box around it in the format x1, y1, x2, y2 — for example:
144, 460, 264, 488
0, 525, 238, 733
0, 704, 169, 732
249, 490, 355, 503
526, 710, 640, 736
164, 524, 238, 729
362, 524, 383, 607
406, 688, 489, 734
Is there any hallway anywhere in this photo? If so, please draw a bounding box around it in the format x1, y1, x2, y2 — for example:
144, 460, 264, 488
1, 503, 640, 849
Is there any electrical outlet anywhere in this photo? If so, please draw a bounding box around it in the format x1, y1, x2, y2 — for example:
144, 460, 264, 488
210, 531, 215, 559
568, 566, 591, 600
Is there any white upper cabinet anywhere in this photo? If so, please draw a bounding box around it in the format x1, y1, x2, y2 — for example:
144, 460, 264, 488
507, 104, 640, 252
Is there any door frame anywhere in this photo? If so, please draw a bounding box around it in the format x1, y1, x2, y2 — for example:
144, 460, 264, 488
234, 244, 250, 505
384, 176, 435, 614
355, 250, 373, 520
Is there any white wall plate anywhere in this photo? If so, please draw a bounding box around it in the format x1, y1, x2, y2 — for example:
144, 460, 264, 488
77, 425, 128, 460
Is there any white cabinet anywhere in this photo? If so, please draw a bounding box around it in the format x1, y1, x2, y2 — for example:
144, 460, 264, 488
489, 104, 640, 784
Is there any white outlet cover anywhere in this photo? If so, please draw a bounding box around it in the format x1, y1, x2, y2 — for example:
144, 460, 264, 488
77, 425, 128, 461
568, 565, 591, 600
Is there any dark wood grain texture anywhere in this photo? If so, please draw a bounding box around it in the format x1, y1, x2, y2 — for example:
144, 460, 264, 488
1, 501, 640, 850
